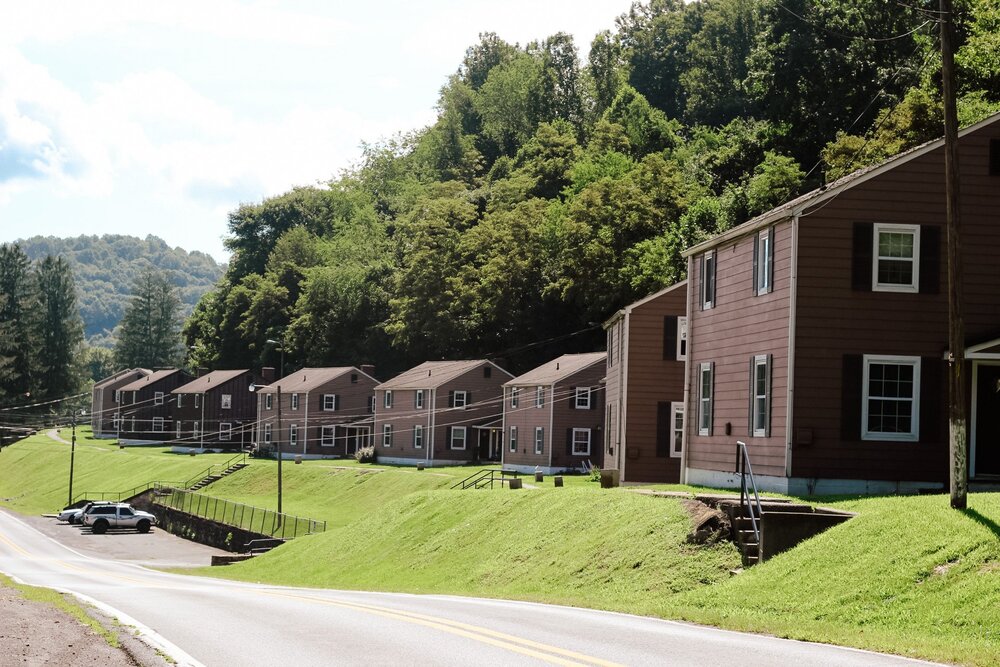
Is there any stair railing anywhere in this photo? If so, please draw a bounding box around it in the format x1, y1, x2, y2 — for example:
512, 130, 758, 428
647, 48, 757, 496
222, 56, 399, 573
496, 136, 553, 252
451, 468, 519, 490
736, 440, 764, 554
181, 451, 248, 489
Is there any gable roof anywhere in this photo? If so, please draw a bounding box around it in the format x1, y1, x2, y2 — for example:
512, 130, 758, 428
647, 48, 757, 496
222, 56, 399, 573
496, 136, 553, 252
118, 368, 184, 392
603, 280, 687, 328
172, 369, 252, 394
94, 368, 150, 390
504, 352, 607, 387
682, 110, 1000, 258
376, 360, 512, 390
255, 367, 377, 394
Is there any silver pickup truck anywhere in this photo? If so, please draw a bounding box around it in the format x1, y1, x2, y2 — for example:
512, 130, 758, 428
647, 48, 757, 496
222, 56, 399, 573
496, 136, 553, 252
81, 503, 157, 534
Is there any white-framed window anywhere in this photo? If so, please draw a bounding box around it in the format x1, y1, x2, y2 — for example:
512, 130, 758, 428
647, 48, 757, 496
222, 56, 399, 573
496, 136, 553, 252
220, 423, 232, 441
114, 390, 121, 403
368, 396, 376, 413
571, 428, 591, 456
176, 394, 183, 408
289, 423, 298, 446
382, 424, 392, 447
607, 327, 615, 368
873, 223, 920, 293
194, 394, 200, 409
751, 355, 771, 437
384, 390, 393, 409
153, 417, 164, 432
415, 389, 424, 409
113, 414, 120, 430
509, 425, 518, 452
670, 403, 684, 458
755, 229, 772, 294
510, 387, 519, 408
413, 424, 423, 449
453, 390, 468, 408
192, 422, 199, 439
265, 393, 273, 410
176, 421, 182, 439
323, 394, 337, 411
221, 393, 232, 409
862, 355, 920, 441
321, 425, 335, 446
677, 316, 688, 360
450, 426, 467, 450
534, 426, 544, 455
535, 386, 544, 408
264, 423, 272, 444
574, 387, 591, 409
154, 391, 164, 406
702, 250, 716, 309
291, 394, 299, 410
698, 362, 714, 436
130, 391, 136, 404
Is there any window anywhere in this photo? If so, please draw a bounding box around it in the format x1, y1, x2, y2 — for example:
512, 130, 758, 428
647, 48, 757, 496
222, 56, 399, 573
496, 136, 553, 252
322, 426, 335, 446
114, 390, 120, 403
510, 387, 519, 409
509, 426, 518, 452
535, 386, 544, 408
265, 393, 273, 410
671, 403, 684, 458
119, 508, 133, 518
368, 396, 376, 413
862, 356, 920, 441
677, 316, 688, 360
264, 423, 272, 444
698, 362, 714, 436
113, 414, 120, 430
701, 250, 716, 309
571, 428, 591, 456
193, 422, 199, 439
154, 391, 164, 406
176, 394, 183, 408
483, 365, 492, 378
291, 394, 299, 410
415, 390, 424, 409
873, 223, 920, 292
453, 390, 468, 408
384, 390, 393, 409
754, 228, 774, 295
382, 424, 392, 447
323, 394, 337, 411
751, 355, 771, 437
413, 424, 423, 449
130, 417, 136, 433
153, 417, 164, 432
607, 327, 615, 368
351, 373, 358, 383
221, 394, 232, 410
289, 424, 298, 446
194, 394, 200, 409
220, 423, 232, 441
450, 426, 467, 450
176, 421, 182, 439
574, 387, 591, 409
534, 427, 544, 455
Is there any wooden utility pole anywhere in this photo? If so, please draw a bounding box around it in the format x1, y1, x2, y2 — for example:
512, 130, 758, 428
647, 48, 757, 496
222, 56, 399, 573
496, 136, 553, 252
67, 412, 78, 506
940, 0, 967, 509
276, 385, 283, 519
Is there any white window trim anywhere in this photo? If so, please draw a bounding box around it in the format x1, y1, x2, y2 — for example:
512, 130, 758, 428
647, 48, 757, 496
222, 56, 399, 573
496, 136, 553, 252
321, 425, 335, 447
677, 316, 688, 361
194, 394, 200, 409
756, 229, 771, 294
384, 390, 393, 409
415, 389, 424, 409
862, 355, 921, 442
176, 394, 183, 408
153, 417, 164, 433
574, 387, 591, 409
872, 223, 920, 293
221, 393, 232, 410
535, 386, 544, 408
510, 387, 519, 409
703, 250, 716, 309
451, 425, 467, 450
509, 426, 517, 452
323, 394, 336, 411
572, 428, 591, 456
413, 424, 423, 449
175, 421, 182, 439
670, 402, 684, 458
752, 354, 769, 437
290, 394, 299, 410
154, 391, 164, 406
264, 423, 272, 444
114, 390, 121, 403
289, 423, 298, 446
698, 362, 713, 436
192, 422, 199, 438
265, 393, 273, 410
382, 424, 392, 447
453, 390, 468, 408
534, 426, 544, 455
220, 423, 232, 441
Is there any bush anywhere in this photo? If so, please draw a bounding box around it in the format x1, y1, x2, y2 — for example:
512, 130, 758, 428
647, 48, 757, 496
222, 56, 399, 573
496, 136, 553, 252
589, 467, 602, 483
354, 445, 377, 464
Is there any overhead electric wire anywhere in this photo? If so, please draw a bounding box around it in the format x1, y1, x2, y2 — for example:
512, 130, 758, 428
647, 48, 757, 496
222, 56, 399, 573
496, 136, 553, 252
775, 2, 935, 41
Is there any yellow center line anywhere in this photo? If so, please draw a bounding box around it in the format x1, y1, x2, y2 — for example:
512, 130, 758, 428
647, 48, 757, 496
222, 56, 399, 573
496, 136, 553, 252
0, 529, 33, 558
260, 590, 624, 667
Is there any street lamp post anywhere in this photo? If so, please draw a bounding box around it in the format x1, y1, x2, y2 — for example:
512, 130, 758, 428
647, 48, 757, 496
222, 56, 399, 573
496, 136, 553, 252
276, 384, 283, 524
67, 410, 83, 507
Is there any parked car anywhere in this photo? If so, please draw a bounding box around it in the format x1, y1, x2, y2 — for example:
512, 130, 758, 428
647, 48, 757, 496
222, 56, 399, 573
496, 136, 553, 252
81, 503, 157, 534
58, 501, 113, 525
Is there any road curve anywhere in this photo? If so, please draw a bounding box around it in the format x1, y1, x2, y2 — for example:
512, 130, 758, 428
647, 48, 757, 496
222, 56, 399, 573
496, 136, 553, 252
0, 509, 942, 667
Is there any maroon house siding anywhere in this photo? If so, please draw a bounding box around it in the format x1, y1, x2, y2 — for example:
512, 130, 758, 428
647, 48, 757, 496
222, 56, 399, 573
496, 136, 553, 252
117, 369, 192, 442
91, 368, 149, 437
172, 370, 257, 449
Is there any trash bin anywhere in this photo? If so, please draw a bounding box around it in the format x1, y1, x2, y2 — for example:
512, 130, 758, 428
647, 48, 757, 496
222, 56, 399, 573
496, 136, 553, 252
600, 469, 620, 488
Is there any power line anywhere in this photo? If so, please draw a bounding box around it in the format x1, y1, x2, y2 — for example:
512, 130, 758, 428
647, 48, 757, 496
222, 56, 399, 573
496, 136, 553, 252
775, 2, 936, 42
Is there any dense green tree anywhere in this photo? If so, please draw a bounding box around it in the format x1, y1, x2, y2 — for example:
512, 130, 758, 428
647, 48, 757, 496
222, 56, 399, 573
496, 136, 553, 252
29, 256, 85, 400
475, 52, 545, 156
114, 270, 183, 369
0, 244, 35, 401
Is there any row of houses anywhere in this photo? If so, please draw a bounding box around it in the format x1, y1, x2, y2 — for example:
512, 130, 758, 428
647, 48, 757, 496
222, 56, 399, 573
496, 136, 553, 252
92, 113, 1000, 493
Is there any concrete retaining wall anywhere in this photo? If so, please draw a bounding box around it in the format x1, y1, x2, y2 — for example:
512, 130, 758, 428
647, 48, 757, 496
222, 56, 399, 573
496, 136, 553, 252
130, 491, 275, 553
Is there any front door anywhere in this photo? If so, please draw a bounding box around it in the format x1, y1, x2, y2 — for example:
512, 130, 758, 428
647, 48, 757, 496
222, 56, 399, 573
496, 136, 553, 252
974, 364, 1000, 477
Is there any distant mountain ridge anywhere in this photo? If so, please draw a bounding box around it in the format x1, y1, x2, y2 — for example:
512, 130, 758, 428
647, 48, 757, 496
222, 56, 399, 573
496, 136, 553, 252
17, 234, 225, 347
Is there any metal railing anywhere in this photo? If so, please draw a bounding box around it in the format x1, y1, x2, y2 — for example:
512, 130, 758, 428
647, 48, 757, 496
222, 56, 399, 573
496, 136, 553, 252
451, 468, 520, 490
73, 480, 184, 505
736, 440, 764, 556
153, 486, 326, 540
181, 451, 248, 489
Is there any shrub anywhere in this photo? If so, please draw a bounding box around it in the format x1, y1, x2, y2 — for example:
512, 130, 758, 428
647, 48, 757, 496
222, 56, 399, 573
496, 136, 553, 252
354, 445, 377, 464
589, 467, 602, 483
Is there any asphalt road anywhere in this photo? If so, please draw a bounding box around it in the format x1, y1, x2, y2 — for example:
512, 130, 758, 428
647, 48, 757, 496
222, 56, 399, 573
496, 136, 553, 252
0, 509, 942, 667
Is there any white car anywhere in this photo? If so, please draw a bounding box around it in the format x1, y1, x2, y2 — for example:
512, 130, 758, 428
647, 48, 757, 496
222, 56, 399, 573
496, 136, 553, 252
81, 504, 157, 534
58, 501, 113, 525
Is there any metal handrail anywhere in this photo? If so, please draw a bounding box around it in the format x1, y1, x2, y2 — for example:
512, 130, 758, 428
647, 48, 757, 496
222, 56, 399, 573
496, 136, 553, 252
181, 451, 248, 489
736, 440, 764, 553
72, 480, 184, 505
451, 468, 519, 490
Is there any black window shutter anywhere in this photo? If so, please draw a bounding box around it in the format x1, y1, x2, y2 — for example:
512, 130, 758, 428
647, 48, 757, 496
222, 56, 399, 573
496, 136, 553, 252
748, 356, 755, 436
919, 226, 941, 294
708, 255, 716, 304
752, 232, 760, 296
990, 139, 1000, 175
841, 355, 864, 441
466, 392, 472, 408
448, 391, 455, 408
919, 357, 943, 444
663, 316, 678, 361
569, 387, 577, 409
700, 254, 707, 309
334, 394, 341, 411
852, 222, 873, 291
566, 428, 573, 455
446, 426, 452, 449
765, 353, 773, 437
590, 387, 599, 410
708, 361, 715, 436
767, 226, 775, 293
655, 402, 671, 458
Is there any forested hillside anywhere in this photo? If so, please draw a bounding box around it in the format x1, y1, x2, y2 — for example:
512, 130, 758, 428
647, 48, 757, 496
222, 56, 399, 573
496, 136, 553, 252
18, 235, 224, 346
184, 0, 1000, 377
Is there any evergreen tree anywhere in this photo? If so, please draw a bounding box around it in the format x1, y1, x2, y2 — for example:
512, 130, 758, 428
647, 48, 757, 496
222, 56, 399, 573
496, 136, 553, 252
29, 255, 85, 400
115, 270, 182, 369
0, 244, 36, 402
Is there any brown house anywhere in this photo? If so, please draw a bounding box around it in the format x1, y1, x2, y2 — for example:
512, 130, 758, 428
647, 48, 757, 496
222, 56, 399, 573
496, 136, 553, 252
501, 352, 606, 474
374, 360, 513, 466
256, 367, 378, 459
90, 368, 150, 438
171, 370, 257, 451
603, 281, 687, 483
116, 369, 192, 444
683, 111, 1000, 495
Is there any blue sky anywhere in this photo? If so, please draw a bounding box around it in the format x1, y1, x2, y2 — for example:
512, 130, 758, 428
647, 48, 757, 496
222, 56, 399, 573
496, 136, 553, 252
0, 1, 634, 262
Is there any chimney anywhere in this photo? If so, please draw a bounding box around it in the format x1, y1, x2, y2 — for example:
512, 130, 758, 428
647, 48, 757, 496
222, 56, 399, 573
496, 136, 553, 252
261, 367, 276, 384
360, 364, 375, 378
197, 367, 208, 378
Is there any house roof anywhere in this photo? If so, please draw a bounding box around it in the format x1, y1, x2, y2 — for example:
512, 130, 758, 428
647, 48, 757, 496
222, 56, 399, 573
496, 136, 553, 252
94, 368, 150, 390
375, 360, 512, 390
682, 110, 1000, 258
504, 353, 607, 387
603, 280, 687, 328
255, 367, 377, 394
118, 368, 183, 392
172, 369, 252, 394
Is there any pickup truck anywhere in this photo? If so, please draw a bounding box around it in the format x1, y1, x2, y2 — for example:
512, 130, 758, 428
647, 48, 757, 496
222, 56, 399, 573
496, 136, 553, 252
81, 504, 157, 534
